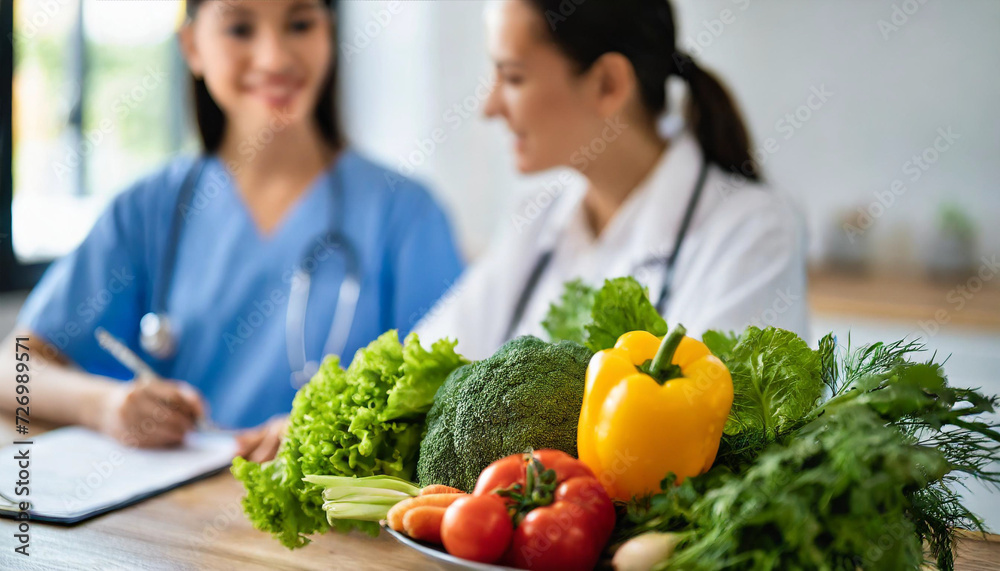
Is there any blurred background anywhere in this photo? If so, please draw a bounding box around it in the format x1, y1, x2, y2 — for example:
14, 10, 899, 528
1, 0, 998, 527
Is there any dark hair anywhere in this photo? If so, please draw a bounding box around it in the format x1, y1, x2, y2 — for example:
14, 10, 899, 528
183, 0, 343, 153
525, 0, 760, 181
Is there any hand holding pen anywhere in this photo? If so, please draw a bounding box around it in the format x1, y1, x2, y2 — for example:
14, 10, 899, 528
94, 327, 209, 447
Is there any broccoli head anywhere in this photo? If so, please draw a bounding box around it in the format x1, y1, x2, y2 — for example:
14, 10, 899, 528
416, 335, 593, 492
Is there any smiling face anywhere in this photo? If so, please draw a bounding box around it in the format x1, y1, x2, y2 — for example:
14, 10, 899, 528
180, 0, 333, 136
484, 0, 620, 174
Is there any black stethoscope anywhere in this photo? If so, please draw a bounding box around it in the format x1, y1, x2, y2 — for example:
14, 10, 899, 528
503, 159, 709, 342
138, 156, 361, 389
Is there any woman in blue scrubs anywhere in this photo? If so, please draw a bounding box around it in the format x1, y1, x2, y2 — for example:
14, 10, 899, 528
0, 0, 463, 461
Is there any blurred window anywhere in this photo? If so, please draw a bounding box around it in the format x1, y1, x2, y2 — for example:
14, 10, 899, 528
10, 0, 194, 263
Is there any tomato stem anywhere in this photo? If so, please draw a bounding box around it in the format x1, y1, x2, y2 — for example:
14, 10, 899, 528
493, 450, 559, 526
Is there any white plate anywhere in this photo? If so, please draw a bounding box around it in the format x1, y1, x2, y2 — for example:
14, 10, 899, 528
381, 523, 519, 570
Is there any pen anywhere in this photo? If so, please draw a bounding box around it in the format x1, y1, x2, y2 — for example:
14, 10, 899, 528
94, 327, 212, 432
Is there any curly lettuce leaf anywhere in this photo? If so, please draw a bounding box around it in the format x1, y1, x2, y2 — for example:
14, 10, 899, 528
585, 277, 668, 352
721, 326, 823, 441
544, 277, 666, 351
541, 279, 596, 345
232, 330, 464, 549
231, 457, 309, 549
381, 334, 468, 421
702, 329, 739, 361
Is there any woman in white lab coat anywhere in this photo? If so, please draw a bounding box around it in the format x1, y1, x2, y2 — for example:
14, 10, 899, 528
416, 0, 808, 359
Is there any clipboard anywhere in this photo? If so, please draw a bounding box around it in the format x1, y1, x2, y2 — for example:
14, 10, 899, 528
0, 426, 237, 524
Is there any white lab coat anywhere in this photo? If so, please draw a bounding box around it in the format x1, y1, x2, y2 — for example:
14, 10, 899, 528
416, 132, 809, 360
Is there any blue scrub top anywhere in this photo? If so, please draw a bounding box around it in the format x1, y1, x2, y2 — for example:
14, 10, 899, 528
17, 150, 464, 428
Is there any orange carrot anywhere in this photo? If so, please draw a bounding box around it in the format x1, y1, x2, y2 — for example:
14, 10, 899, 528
419, 485, 464, 496
403, 506, 446, 544
387, 493, 467, 531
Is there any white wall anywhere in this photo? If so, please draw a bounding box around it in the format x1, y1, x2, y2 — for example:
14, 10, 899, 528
339, 0, 1000, 266
338, 0, 521, 259
671, 0, 1000, 267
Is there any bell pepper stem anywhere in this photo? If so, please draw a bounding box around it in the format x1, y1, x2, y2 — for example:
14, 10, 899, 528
650, 324, 687, 382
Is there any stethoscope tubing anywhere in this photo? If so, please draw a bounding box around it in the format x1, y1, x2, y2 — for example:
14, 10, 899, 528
503, 159, 709, 342
146, 156, 359, 388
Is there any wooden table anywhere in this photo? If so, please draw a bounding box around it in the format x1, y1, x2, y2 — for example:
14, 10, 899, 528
0, 471, 464, 571
0, 415, 460, 571
808, 266, 1000, 330
1, 424, 998, 570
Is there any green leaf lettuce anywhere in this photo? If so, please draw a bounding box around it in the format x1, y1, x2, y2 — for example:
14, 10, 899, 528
232, 330, 466, 549
544, 277, 667, 352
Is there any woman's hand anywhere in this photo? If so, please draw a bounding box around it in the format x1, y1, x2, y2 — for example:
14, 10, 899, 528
236, 415, 289, 462
96, 378, 206, 447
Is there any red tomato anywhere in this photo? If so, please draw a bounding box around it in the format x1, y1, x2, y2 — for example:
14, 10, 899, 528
473, 454, 525, 497
473, 450, 595, 497
506, 502, 598, 571
469, 450, 616, 570
441, 495, 513, 564
533, 450, 596, 483
555, 476, 616, 540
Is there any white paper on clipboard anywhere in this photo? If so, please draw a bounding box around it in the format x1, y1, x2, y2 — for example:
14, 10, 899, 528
0, 426, 236, 523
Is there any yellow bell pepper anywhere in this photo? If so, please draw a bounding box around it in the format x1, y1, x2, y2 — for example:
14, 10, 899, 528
577, 325, 733, 500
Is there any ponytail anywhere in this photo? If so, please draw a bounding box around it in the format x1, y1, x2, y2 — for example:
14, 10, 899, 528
524, 0, 760, 182
676, 55, 760, 181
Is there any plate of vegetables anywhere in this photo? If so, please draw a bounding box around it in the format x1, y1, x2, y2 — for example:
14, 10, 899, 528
334, 450, 616, 570
305, 473, 516, 569
381, 526, 516, 571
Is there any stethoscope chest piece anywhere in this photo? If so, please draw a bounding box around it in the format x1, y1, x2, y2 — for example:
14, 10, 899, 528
147, 157, 359, 386
290, 360, 321, 390
139, 312, 176, 359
